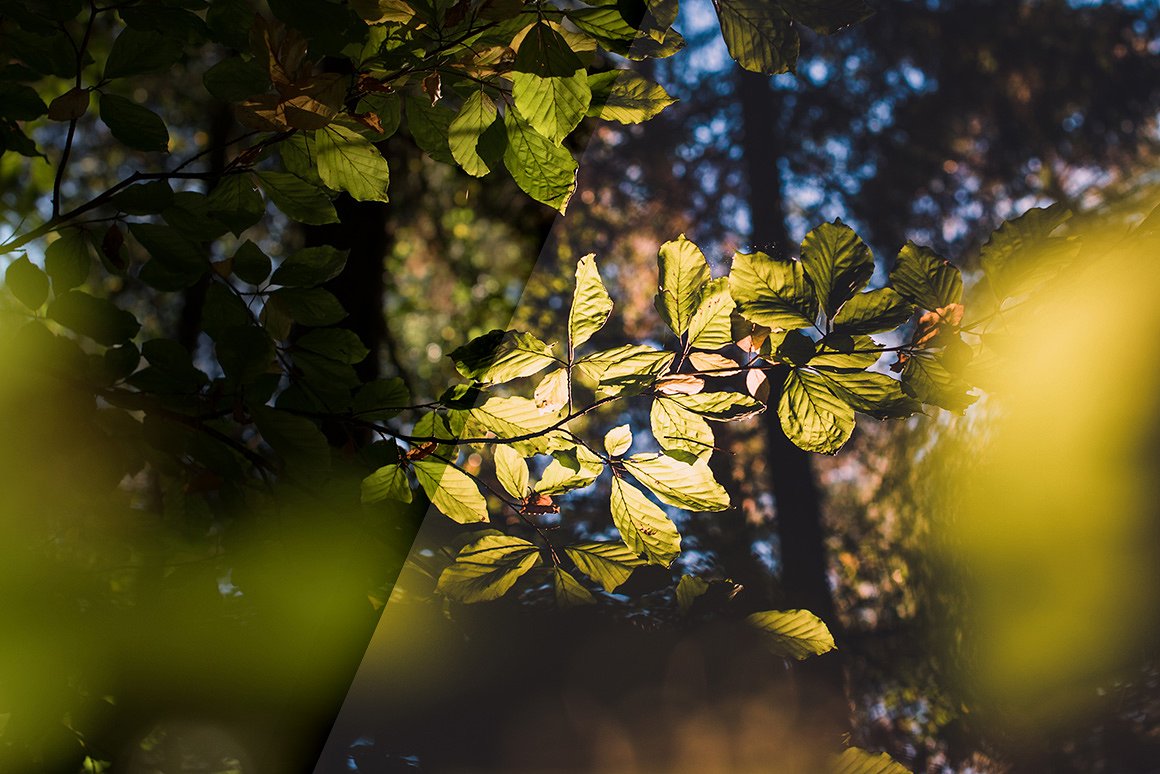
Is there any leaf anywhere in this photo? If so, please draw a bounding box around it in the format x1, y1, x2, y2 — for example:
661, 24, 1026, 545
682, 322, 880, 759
799, 220, 874, 319
255, 171, 339, 225
729, 251, 817, 331
676, 574, 711, 613
746, 609, 837, 660
315, 124, 390, 203
655, 374, 704, 396
831, 747, 912, 774
513, 20, 583, 77
271, 245, 347, 287
554, 567, 596, 606
5, 256, 49, 309
295, 327, 369, 364
361, 463, 413, 504
203, 56, 270, 102
565, 542, 644, 593
494, 444, 529, 498
901, 352, 977, 412
818, 370, 921, 419
689, 352, 741, 374
232, 240, 271, 285
889, 242, 962, 311
651, 397, 714, 461
810, 336, 880, 370
503, 108, 577, 213
448, 90, 499, 177
778, 368, 854, 454
669, 391, 764, 421
715, 0, 798, 75
832, 288, 914, 335
534, 367, 569, 413
623, 454, 730, 511
206, 174, 266, 235
405, 94, 456, 165
537, 446, 604, 495
513, 70, 591, 146
603, 424, 633, 456
980, 203, 1078, 299
267, 287, 347, 326
250, 405, 331, 478
112, 180, 175, 216
436, 534, 540, 602
412, 459, 489, 523
44, 231, 92, 290
587, 70, 678, 124
687, 277, 735, 350
0, 82, 47, 121
566, 6, 639, 56
778, 0, 874, 35
569, 253, 613, 351
464, 396, 561, 455
99, 94, 169, 153
104, 29, 182, 79
352, 378, 410, 421
47, 290, 140, 345
575, 344, 674, 397
451, 329, 557, 384
610, 477, 681, 566
656, 235, 711, 338
215, 325, 275, 382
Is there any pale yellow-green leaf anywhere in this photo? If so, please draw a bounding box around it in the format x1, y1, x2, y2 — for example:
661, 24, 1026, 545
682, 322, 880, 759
603, 424, 633, 456
360, 463, 412, 504
533, 367, 569, 413
503, 108, 577, 213
537, 446, 604, 495
464, 396, 563, 455
586, 70, 677, 124
493, 444, 529, 498
729, 250, 817, 331
669, 391, 765, 421
610, 477, 681, 566
314, 125, 390, 203
569, 253, 613, 350
778, 369, 855, 454
676, 574, 710, 613
436, 534, 540, 602
656, 234, 710, 337
412, 459, 489, 523
564, 542, 645, 592
746, 608, 837, 660
554, 567, 596, 606
513, 70, 591, 145
686, 277, 734, 349
651, 398, 714, 461
688, 352, 741, 374
831, 747, 912, 774
449, 90, 499, 177
623, 454, 730, 511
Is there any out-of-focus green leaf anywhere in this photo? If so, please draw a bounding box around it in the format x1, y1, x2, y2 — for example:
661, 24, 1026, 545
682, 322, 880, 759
5, 256, 49, 309
47, 290, 140, 345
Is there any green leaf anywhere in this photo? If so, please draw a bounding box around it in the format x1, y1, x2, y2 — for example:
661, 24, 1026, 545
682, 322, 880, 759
44, 231, 92, 290
810, 335, 880, 370
405, 94, 456, 165
565, 542, 644, 593
729, 250, 817, 331
206, 174, 265, 235
901, 352, 977, 412
0, 82, 47, 120
215, 325, 274, 382
494, 444, 529, 499
232, 240, 271, 285
271, 245, 347, 287
99, 94, 169, 153
503, 108, 577, 213
778, 368, 854, 454
203, 56, 270, 102
569, 253, 613, 350
104, 29, 182, 79
112, 180, 175, 215
651, 397, 714, 462
889, 242, 962, 311
353, 377, 410, 419
686, 277, 734, 350
715, 0, 798, 75
676, 574, 711, 613
533, 367, 569, 413
250, 405, 331, 478
668, 391, 764, 421
587, 70, 677, 124
575, 344, 674, 397
130, 223, 207, 290
980, 203, 1078, 299
746, 609, 837, 660
655, 234, 710, 338
623, 454, 730, 511
799, 220, 874, 319
554, 567, 596, 606
361, 463, 412, 504
255, 171, 340, 225
449, 90, 499, 177
450, 329, 557, 384
603, 424, 633, 457
610, 477, 682, 566
5, 256, 49, 309
513, 21, 583, 77
47, 290, 140, 345
778, 0, 873, 35
566, 6, 639, 56
464, 396, 561, 455
267, 287, 347, 326
831, 747, 911, 774
832, 288, 913, 335
201, 284, 252, 340
818, 370, 921, 419
413, 459, 489, 523
513, 70, 591, 146
537, 446, 604, 495
315, 125, 390, 203
436, 534, 540, 602
295, 327, 369, 364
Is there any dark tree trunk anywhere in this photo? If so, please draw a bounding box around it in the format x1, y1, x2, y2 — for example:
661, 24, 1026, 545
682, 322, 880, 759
736, 68, 848, 745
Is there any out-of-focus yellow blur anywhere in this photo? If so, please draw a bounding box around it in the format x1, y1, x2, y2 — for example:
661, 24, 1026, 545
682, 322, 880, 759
944, 204, 1160, 732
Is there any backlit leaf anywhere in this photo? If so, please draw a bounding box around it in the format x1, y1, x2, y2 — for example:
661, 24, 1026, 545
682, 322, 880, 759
413, 459, 489, 523
503, 108, 577, 213
450, 329, 557, 384
361, 462, 412, 504
656, 234, 710, 337
799, 220, 874, 318
569, 253, 613, 351
747, 609, 837, 660
715, 0, 798, 75
436, 534, 540, 601
565, 542, 645, 592
778, 368, 854, 454
315, 124, 390, 203
889, 242, 962, 311
610, 477, 681, 566
729, 250, 817, 331
587, 70, 677, 124
623, 454, 730, 511
494, 444, 529, 498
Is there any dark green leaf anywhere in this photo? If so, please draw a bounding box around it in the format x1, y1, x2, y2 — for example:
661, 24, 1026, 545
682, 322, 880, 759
99, 94, 169, 152
778, 368, 854, 454
215, 325, 274, 382
5, 256, 49, 309
405, 95, 456, 165
232, 240, 271, 285
0, 82, 47, 120
818, 369, 921, 419
296, 327, 369, 364
206, 174, 266, 235
44, 231, 91, 291
980, 203, 1078, 299
832, 288, 914, 335
901, 352, 977, 412
799, 219, 874, 319
353, 377, 410, 420
778, 0, 873, 35
889, 242, 962, 311
271, 245, 347, 287
112, 180, 174, 215
715, 0, 798, 74
251, 405, 331, 478
513, 21, 583, 77
47, 290, 140, 345
204, 56, 271, 102
104, 29, 183, 79
267, 287, 347, 327
255, 171, 339, 225
503, 98, 577, 212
